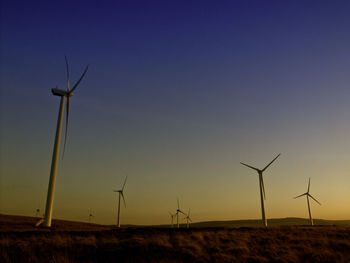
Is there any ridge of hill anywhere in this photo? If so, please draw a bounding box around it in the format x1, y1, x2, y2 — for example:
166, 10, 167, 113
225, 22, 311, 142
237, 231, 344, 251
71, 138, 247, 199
1, 214, 350, 230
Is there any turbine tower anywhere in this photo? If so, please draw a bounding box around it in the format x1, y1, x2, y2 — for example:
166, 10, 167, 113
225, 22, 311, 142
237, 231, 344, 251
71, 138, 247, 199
114, 176, 127, 228
89, 209, 94, 223
240, 153, 281, 227
184, 208, 192, 228
294, 178, 321, 226
43, 57, 88, 227
175, 198, 186, 228
168, 212, 175, 228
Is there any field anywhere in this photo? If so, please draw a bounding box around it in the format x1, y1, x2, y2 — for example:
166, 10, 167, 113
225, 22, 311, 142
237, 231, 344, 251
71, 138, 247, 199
1, 214, 350, 263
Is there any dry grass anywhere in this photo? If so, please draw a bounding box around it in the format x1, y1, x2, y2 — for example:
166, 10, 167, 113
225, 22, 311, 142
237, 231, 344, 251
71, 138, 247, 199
1, 214, 350, 262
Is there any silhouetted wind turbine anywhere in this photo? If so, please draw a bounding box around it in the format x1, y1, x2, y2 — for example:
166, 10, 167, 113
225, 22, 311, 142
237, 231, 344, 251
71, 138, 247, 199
184, 208, 192, 228
89, 209, 94, 223
176, 198, 186, 228
294, 178, 321, 226
169, 212, 175, 228
35, 208, 40, 217
114, 176, 127, 228
42, 57, 88, 227
240, 153, 281, 227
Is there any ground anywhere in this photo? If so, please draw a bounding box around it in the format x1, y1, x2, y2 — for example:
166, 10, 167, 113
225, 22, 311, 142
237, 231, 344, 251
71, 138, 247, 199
1, 214, 350, 263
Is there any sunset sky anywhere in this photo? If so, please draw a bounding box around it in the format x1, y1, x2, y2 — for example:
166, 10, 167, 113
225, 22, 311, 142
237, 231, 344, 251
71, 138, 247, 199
1, 0, 350, 225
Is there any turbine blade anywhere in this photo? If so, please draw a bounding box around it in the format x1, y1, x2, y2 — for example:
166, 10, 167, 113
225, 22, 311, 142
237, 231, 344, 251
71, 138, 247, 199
262, 154, 281, 172
240, 162, 260, 171
189, 217, 192, 222
307, 178, 311, 193
177, 198, 180, 210
188, 208, 190, 217
70, 65, 89, 93
308, 194, 321, 205
65, 56, 70, 91
122, 175, 127, 191
294, 193, 307, 199
260, 175, 266, 200
121, 192, 126, 208
62, 96, 70, 159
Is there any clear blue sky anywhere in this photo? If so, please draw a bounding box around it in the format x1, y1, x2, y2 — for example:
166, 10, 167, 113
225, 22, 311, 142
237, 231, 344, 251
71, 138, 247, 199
1, 0, 350, 225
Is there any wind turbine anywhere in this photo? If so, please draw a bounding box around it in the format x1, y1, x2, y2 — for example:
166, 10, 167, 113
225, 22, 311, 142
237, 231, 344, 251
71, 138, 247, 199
294, 178, 321, 226
89, 209, 94, 223
35, 208, 40, 217
168, 212, 175, 228
114, 176, 127, 228
42, 57, 88, 227
184, 208, 192, 228
240, 153, 281, 227
175, 198, 186, 228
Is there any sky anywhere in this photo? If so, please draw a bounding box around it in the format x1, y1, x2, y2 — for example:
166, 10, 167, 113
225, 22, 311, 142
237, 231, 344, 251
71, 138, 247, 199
1, 0, 350, 225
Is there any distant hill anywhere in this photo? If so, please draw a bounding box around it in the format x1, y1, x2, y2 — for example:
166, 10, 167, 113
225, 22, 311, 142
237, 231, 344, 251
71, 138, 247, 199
190, 218, 350, 227
150, 217, 350, 228
1, 214, 350, 229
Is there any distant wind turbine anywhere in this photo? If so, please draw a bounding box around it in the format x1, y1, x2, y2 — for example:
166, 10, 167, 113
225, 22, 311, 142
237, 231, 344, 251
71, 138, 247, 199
175, 198, 186, 228
240, 153, 281, 227
89, 209, 94, 223
42, 57, 88, 227
114, 176, 127, 228
168, 212, 175, 228
184, 208, 192, 228
294, 178, 321, 226
35, 208, 40, 218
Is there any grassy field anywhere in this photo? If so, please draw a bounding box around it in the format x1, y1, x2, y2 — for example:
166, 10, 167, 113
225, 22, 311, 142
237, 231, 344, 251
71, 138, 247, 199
1, 214, 350, 262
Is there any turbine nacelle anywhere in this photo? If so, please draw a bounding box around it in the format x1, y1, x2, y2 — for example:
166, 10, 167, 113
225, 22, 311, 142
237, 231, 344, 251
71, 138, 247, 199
177, 209, 186, 215
51, 88, 73, 97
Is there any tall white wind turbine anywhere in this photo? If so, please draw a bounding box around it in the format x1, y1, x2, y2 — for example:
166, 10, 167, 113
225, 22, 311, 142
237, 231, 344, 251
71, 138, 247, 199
89, 209, 94, 223
175, 198, 186, 228
184, 208, 192, 228
114, 176, 127, 228
294, 178, 321, 226
168, 212, 175, 228
42, 57, 88, 227
240, 153, 281, 227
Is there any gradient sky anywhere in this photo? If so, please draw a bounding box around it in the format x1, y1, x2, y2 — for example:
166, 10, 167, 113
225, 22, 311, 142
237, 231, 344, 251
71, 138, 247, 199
1, 0, 350, 225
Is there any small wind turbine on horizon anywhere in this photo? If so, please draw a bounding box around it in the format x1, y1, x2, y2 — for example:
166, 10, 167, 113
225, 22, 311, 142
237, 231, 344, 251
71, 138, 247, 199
240, 153, 281, 227
294, 178, 321, 226
114, 176, 127, 228
35, 208, 40, 218
184, 208, 192, 228
42, 57, 89, 227
89, 209, 94, 223
175, 198, 186, 228
168, 212, 175, 228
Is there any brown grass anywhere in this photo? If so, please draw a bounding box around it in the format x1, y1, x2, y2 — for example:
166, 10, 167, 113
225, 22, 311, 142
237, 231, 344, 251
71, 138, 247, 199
1, 214, 350, 262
